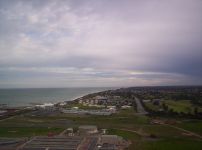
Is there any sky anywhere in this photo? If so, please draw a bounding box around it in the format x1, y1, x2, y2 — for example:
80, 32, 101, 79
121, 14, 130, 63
0, 0, 202, 88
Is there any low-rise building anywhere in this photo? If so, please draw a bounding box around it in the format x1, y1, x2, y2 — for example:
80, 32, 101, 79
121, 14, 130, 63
121, 105, 131, 109
78, 125, 98, 135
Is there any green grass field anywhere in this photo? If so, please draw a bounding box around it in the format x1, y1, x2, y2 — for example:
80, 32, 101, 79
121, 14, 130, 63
138, 139, 202, 150
144, 100, 202, 114
176, 120, 202, 135
144, 102, 161, 111
0, 127, 64, 137
0, 107, 201, 150
108, 128, 141, 140
165, 100, 192, 113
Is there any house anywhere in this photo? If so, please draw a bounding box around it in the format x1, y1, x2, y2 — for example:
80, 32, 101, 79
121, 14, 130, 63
96, 96, 108, 104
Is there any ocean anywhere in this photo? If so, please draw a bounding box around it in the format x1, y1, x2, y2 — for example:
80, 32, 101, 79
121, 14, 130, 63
0, 87, 114, 107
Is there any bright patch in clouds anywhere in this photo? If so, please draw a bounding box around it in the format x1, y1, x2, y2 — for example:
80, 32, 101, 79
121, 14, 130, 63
0, 0, 202, 88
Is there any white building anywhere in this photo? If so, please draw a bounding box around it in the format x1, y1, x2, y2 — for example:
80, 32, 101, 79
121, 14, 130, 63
78, 125, 98, 135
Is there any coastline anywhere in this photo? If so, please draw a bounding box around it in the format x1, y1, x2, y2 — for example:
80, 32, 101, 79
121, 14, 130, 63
0, 87, 116, 108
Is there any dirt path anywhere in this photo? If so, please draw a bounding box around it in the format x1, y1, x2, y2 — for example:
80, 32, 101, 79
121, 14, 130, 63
59, 128, 68, 136
115, 124, 202, 140
162, 123, 202, 139
0, 115, 16, 122
16, 137, 35, 150
114, 128, 144, 136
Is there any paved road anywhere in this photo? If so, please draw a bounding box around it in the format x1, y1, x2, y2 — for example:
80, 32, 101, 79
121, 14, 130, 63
87, 137, 98, 150
134, 97, 148, 115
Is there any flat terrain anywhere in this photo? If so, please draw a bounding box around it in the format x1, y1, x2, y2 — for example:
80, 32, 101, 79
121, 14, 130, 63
0, 107, 202, 150
144, 99, 202, 114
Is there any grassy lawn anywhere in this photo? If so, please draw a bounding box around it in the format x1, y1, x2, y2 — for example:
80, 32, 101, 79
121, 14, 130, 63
141, 124, 185, 138
165, 100, 193, 113
106, 127, 202, 150
165, 100, 202, 114
0, 109, 149, 130
176, 120, 202, 135
118, 108, 136, 115
144, 102, 161, 111
137, 138, 202, 150
0, 127, 64, 138
0, 108, 201, 150
144, 100, 202, 114
107, 128, 141, 140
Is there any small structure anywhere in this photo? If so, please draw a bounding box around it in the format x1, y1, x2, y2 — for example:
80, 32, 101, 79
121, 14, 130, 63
0, 110, 7, 117
79, 99, 83, 104
59, 102, 66, 106
96, 96, 108, 104
35, 103, 55, 111
100, 135, 123, 145
67, 128, 74, 136
0, 104, 7, 109
61, 108, 113, 116
101, 129, 107, 134
121, 105, 131, 109
152, 99, 161, 105
72, 107, 79, 110
143, 99, 151, 103
78, 125, 98, 135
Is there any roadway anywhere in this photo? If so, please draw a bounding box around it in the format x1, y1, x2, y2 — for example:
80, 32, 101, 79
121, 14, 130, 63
134, 97, 148, 115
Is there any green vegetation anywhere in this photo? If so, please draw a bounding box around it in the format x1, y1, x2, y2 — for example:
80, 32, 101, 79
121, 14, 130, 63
108, 128, 141, 140
139, 139, 202, 150
144, 102, 161, 111
165, 100, 202, 114
0, 109, 202, 150
119, 108, 136, 115
177, 120, 202, 135
0, 127, 63, 138
144, 100, 202, 115
0, 86, 202, 150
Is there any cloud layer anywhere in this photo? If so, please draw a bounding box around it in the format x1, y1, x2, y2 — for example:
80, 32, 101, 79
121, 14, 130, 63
0, 0, 202, 88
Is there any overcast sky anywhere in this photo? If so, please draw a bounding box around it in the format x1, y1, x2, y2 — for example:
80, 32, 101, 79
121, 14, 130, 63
0, 0, 202, 88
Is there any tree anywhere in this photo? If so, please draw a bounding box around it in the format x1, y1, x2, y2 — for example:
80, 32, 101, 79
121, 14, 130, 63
194, 107, 198, 115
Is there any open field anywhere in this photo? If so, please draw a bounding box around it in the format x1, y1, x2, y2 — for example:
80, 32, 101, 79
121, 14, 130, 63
0, 127, 64, 138
144, 100, 202, 114
165, 100, 202, 113
1, 86, 200, 150
108, 128, 141, 140
137, 139, 202, 150
0, 106, 201, 150
176, 120, 202, 135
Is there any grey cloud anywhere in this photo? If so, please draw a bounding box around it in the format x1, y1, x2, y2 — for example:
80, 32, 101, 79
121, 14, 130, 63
0, 0, 202, 87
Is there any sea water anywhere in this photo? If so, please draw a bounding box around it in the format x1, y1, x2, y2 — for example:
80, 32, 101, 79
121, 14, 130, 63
0, 87, 113, 107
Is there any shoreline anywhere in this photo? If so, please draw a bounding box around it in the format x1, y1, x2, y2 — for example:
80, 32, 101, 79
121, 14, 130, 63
0, 88, 116, 109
